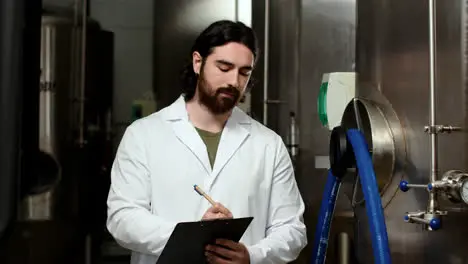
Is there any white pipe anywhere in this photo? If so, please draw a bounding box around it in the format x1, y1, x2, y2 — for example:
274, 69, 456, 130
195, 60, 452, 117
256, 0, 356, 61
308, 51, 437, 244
263, 0, 270, 125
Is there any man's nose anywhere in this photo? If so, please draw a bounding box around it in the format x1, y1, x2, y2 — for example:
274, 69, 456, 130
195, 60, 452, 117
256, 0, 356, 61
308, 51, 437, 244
227, 71, 239, 88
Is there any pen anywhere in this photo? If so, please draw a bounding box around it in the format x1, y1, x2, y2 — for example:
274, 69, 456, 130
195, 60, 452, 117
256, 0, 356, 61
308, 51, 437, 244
193, 184, 216, 206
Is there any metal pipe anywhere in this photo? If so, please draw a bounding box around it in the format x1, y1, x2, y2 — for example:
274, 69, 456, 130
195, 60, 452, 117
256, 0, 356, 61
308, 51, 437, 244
428, 0, 438, 214
293, 0, 301, 117
406, 183, 428, 189
408, 216, 431, 225
70, 0, 80, 144
234, 0, 239, 21
78, 0, 88, 147
85, 234, 92, 264
263, 0, 270, 125
337, 232, 351, 264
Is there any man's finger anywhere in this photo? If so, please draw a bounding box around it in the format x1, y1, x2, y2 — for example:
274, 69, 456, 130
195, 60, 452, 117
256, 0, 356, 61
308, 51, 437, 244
215, 212, 229, 219
215, 239, 242, 251
207, 204, 222, 213
213, 203, 232, 216
206, 251, 231, 264
206, 244, 238, 260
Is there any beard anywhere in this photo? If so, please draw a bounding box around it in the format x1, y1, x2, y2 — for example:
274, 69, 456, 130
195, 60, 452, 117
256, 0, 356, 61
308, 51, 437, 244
197, 73, 241, 115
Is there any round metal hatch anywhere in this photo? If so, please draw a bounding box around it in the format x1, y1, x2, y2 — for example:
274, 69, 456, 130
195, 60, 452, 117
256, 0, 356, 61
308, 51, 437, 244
341, 98, 404, 207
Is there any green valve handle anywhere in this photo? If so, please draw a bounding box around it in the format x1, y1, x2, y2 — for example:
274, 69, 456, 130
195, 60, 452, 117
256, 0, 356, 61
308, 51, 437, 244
318, 82, 328, 127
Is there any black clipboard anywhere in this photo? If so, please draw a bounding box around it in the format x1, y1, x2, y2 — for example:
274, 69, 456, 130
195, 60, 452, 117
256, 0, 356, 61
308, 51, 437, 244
156, 217, 253, 264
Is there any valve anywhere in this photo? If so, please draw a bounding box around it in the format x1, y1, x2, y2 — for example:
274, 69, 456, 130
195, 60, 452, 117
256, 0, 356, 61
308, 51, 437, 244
403, 210, 446, 231
403, 212, 442, 230
398, 180, 430, 192
399, 179, 447, 231
424, 125, 462, 134
399, 170, 468, 231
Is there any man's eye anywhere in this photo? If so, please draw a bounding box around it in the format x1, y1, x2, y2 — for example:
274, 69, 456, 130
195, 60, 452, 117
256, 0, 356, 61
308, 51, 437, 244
219, 67, 230, 72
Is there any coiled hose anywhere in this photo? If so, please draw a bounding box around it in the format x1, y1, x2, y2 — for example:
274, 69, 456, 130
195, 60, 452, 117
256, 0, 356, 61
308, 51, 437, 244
310, 128, 391, 264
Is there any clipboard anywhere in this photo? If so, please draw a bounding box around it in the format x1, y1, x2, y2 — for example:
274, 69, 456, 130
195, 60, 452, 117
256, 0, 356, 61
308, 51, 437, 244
156, 217, 254, 264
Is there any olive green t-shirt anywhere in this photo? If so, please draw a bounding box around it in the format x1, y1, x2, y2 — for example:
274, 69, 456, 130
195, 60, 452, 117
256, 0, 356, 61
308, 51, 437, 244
195, 127, 222, 168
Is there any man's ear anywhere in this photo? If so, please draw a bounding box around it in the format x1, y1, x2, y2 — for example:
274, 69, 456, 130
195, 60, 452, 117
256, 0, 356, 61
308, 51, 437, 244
192, 51, 202, 75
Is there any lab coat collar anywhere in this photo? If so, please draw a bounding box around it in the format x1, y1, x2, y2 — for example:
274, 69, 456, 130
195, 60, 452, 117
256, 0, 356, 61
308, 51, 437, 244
164, 95, 251, 124
163, 95, 251, 181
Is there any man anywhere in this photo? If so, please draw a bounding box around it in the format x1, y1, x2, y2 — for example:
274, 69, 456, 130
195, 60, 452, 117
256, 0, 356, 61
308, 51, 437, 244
106, 20, 307, 264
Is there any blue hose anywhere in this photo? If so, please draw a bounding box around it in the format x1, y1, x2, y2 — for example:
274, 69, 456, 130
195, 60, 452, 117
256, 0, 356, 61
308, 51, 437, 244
346, 129, 391, 264
310, 128, 391, 264
310, 170, 341, 264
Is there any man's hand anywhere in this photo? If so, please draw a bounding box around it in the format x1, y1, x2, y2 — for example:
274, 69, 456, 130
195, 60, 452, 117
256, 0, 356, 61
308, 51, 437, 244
205, 239, 250, 264
202, 203, 233, 220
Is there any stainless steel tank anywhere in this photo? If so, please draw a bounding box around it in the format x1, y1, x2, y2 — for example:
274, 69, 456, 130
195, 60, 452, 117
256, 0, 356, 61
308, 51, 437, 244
344, 0, 468, 263
6, 11, 114, 264
20, 15, 76, 221
20, 14, 103, 221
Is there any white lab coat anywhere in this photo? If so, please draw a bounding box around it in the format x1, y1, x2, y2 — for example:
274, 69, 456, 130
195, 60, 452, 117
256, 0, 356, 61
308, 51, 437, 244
106, 96, 307, 264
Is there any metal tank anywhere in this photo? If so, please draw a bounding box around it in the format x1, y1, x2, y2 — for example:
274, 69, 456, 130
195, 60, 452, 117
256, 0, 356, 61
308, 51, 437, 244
21, 11, 113, 220
20, 14, 74, 221
20, 13, 91, 221
253, 0, 468, 263
344, 0, 468, 263
5, 11, 114, 264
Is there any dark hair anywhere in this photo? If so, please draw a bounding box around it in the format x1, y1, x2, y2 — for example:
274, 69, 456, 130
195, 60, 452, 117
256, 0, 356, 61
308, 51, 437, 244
180, 20, 259, 101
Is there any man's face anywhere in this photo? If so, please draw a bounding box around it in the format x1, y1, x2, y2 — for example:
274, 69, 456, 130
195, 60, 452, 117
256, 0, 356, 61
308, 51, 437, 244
193, 42, 254, 115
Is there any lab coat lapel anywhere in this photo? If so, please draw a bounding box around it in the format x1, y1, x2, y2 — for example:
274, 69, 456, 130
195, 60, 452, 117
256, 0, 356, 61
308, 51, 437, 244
211, 107, 251, 181
164, 96, 212, 174
172, 122, 212, 174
